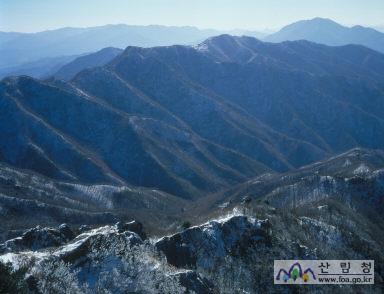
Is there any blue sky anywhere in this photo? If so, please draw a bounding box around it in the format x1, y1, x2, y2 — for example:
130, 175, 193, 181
1, 0, 383, 32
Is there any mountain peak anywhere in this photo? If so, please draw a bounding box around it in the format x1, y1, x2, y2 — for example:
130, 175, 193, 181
194, 34, 263, 63
201, 34, 261, 46
306, 17, 342, 26
265, 18, 384, 52
197, 34, 240, 47
279, 17, 345, 33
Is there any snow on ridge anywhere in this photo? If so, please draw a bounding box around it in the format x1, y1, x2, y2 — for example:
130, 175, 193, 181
69, 183, 131, 195
155, 209, 259, 243
353, 164, 370, 175
63, 183, 132, 209
0, 251, 48, 270
192, 42, 209, 52
371, 169, 384, 177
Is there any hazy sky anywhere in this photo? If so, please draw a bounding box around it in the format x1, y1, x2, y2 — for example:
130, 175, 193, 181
1, 0, 383, 32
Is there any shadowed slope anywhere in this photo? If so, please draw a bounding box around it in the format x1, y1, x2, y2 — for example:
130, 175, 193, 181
2, 35, 384, 199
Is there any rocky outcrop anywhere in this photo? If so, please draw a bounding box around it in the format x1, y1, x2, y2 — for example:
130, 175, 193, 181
1, 211, 384, 293
172, 270, 216, 294
115, 220, 147, 240
156, 215, 271, 269
0, 216, 270, 293
0, 224, 75, 253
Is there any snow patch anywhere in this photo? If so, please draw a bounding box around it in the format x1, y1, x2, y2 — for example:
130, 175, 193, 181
353, 164, 370, 175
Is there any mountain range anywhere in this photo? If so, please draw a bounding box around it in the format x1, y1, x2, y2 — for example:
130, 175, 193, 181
1, 18, 384, 81
0, 54, 82, 79
0, 24, 265, 72
1, 34, 384, 200
1, 20, 384, 292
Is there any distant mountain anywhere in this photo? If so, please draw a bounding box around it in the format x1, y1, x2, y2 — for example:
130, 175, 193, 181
265, 17, 384, 53
0, 24, 264, 70
225, 28, 267, 39
0, 31, 23, 44
374, 25, 384, 33
53, 47, 123, 81
0, 47, 122, 80
1, 35, 384, 199
0, 54, 81, 79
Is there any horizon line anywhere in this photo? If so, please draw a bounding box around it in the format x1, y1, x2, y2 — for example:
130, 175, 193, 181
1, 17, 382, 35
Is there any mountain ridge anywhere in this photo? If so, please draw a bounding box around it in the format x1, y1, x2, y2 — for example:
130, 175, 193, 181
1, 35, 384, 198
0, 24, 265, 70
3, 18, 384, 80
53, 47, 123, 81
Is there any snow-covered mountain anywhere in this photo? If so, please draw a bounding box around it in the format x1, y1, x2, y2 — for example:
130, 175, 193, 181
2, 35, 384, 200
1, 205, 383, 293
1, 32, 384, 293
